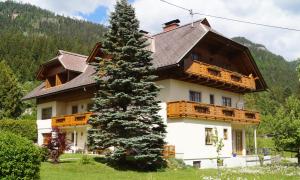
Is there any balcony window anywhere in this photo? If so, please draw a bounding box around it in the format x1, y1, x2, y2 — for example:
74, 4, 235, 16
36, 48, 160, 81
41, 107, 52, 120
189, 91, 201, 102
72, 105, 78, 114
205, 128, 213, 145
222, 97, 232, 107
210, 94, 215, 104
191, 53, 199, 60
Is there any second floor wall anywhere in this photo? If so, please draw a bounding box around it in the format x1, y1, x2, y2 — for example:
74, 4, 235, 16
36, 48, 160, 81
157, 79, 244, 108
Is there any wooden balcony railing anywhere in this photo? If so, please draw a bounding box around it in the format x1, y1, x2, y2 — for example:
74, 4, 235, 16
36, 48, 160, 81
52, 112, 92, 127
167, 101, 260, 124
163, 145, 175, 158
185, 61, 256, 90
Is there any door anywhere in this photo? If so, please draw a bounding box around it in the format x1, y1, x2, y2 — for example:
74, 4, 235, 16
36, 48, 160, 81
235, 130, 243, 155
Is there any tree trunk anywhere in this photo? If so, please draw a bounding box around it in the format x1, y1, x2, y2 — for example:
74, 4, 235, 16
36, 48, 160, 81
298, 148, 300, 166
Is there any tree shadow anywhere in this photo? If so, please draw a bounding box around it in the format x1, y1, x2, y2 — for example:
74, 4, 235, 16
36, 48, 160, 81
93, 157, 167, 172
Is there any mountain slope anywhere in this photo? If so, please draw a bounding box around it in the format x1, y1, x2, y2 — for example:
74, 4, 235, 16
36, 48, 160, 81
0, 1, 106, 82
232, 37, 300, 92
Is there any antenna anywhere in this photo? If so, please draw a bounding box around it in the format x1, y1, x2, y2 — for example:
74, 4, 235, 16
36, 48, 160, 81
160, 0, 195, 27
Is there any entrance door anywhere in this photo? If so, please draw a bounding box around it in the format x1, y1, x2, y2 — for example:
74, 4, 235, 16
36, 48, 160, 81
235, 130, 243, 155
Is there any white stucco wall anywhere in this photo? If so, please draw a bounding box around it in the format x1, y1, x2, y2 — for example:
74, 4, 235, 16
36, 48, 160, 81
156, 79, 244, 108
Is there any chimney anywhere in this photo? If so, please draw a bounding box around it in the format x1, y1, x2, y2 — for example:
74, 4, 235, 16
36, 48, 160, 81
163, 19, 180, 32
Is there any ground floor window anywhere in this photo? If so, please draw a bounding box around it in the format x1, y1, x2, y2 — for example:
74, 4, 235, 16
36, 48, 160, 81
205, 128, 213, 145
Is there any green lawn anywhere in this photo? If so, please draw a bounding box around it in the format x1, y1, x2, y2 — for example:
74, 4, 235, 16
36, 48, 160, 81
40, 154, 300, 180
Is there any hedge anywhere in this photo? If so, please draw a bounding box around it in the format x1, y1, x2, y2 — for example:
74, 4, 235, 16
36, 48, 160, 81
0, 119, 37, 142
0, 132, 41, 179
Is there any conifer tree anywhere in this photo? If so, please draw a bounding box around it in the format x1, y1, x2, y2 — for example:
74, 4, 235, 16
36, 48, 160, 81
88, 0, 166, 170
0, 61, 23, 119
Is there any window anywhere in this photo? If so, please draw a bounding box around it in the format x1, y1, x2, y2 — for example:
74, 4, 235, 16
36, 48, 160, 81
191, 53, 199, 60
72, 105, 78, 114
189, 91, 201, 102
193, 161, 201, 168
223, 129, 228, 140
205, 128, 213, 145
222, 97, 232, 107
210, 94, 215, 104
41, 107, 52, 120
87, 103, 93, 111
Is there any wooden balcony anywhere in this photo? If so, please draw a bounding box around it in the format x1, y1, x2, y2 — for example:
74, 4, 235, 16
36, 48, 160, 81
184, 61, 256, 91
52, 112, 92, 127
167, 101, 260, 124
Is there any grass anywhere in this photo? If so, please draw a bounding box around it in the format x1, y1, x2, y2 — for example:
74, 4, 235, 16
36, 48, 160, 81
41, 154, 300, 180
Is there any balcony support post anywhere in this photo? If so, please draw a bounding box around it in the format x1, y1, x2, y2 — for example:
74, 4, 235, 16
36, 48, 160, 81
254, 127, 257, 155
73, 129, 77, 153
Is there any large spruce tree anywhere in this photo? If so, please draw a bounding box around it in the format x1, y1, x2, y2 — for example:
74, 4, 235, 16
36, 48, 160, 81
88, 0, 166, 170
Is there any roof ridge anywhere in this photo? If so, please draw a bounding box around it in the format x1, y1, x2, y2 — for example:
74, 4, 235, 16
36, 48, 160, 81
152, 18, 205, 37
58, 50, 88, 58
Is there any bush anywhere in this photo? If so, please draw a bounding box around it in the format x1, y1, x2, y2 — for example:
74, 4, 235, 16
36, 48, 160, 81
166, 158, 187, 169
80, 155, 92, 165
39, 146, 49, 162
0, 119, 37, 142
0, 132, 41, 179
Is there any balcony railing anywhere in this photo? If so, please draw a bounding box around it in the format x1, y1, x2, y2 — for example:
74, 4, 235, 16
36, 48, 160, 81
185, 61, 256, 90
167, 101, 260, 124
52, 112, 92, 127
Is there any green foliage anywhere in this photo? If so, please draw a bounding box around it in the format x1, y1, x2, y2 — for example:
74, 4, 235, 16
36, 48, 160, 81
0, 132, 41, 179
88, 0, 166, 170
39, 146, 50, 162
271, 96, 300, 164
0, 119, 37, 141
166, 158, 187, 170
80, 155, 92, 165
0, 61, 23, 119
0, 1, 106, 82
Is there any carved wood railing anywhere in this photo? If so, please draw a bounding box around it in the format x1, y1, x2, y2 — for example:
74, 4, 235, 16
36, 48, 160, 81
52, 112, 92, 127
167, 101, 259, 124
185, 61, 256, 90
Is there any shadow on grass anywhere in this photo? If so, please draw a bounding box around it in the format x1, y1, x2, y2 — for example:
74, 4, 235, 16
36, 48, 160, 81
93, 157, 167, 172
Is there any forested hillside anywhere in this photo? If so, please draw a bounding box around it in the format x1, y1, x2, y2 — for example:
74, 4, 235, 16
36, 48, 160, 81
0, 1, 106, 82
232, 37, 300, 92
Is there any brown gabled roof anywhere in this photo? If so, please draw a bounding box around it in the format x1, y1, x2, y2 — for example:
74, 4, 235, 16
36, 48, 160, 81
152, 19, 209, 68
23, 65, 96, 100
24, 18, 267, 100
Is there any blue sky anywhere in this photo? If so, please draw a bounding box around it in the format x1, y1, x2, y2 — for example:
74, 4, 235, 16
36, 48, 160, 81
4, 0, 300, 60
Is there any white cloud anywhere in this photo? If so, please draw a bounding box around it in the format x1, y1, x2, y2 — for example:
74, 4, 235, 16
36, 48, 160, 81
2, 0, 300, 60
133, 0, 300, 60
9, 0, 116, 18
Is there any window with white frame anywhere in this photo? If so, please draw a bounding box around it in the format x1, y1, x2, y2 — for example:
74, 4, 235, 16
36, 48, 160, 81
222, 96, 232, 107
189, 91, 201, 102
41, 107, 52, 120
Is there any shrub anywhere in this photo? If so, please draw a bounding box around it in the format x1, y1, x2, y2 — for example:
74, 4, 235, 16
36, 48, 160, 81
0, 119, 37, 142
39, 146, 49, 162
0, 132, 41, 179
80, 155, 92, 165
167, 158, 187, 170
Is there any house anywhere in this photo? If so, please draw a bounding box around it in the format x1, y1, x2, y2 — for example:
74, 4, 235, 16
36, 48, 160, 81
23, 18, 267, 168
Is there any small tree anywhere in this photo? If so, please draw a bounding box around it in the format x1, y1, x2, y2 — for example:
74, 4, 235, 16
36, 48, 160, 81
212, 128, 224, 177
88, 0, 166, 170
0, 61, 23, 119
44, 128, 70, 163
272, 96, 300, 166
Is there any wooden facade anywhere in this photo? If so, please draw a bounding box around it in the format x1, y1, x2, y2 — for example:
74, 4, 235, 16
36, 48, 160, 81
167, 101, 259, 124
52, 112, 92, 127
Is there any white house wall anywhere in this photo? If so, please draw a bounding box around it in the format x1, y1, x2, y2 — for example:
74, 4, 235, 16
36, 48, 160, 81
157, 79, 244, 108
